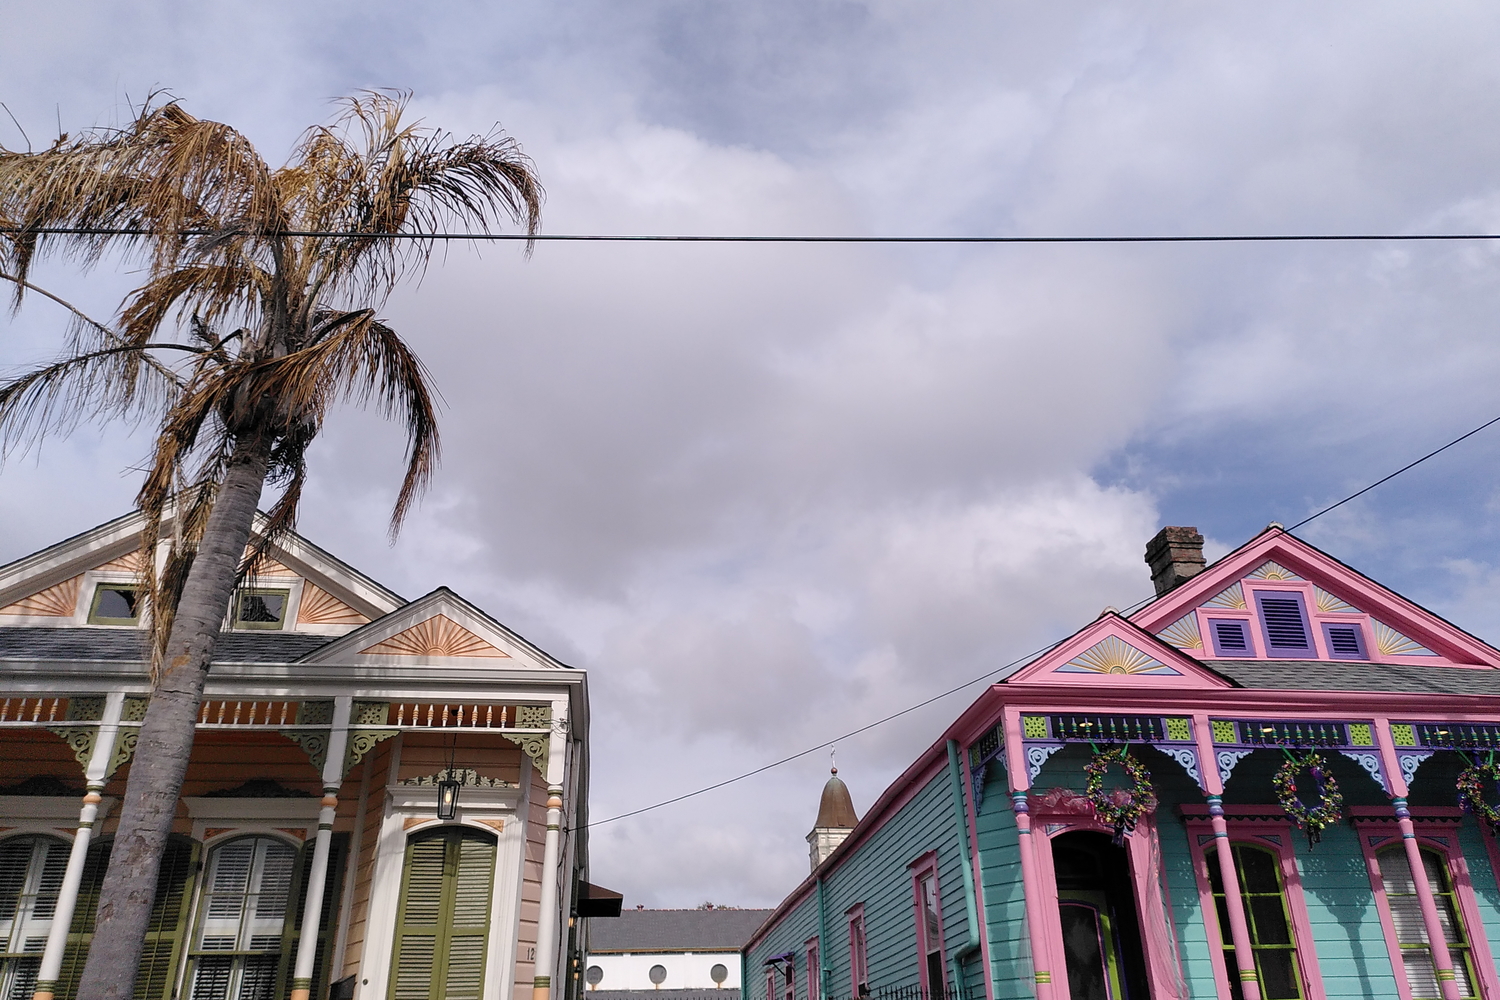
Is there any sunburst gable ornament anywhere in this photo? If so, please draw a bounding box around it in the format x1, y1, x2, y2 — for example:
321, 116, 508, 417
1056, 636, 1181, 676
359, 614, 509, 658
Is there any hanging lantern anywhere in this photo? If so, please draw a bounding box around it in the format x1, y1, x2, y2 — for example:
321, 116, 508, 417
436, 775, 461, 820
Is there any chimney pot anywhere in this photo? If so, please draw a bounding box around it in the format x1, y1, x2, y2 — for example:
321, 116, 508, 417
1144, 526, 1206, 597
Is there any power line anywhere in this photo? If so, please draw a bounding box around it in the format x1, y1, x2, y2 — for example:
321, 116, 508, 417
583, 411, 1500, 830
9, 226, 1500, 244
1288, 412, 1500, 530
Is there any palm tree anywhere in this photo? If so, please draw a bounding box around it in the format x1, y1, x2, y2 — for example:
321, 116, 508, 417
0, 93, 541, 1000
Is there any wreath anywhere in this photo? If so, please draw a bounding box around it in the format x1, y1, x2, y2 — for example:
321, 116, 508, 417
1274, 752, 1343, 848
1456, 757, 1500, 832
1084, 745, 1155, 844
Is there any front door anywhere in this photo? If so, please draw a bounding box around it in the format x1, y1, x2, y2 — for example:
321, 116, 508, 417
1057, 890, 1124, 1000
1051, 831, 1149, 1000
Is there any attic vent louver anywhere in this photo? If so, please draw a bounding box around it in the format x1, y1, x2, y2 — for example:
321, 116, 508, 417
1254, 591, 1312, 656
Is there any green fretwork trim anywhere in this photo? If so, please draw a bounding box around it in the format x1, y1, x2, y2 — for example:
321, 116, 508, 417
1390, 724, 1417, 746
121, 696, 150, 722
296, 700, 335, 726
344, 729, 400, 777
1348, 723, 1374, 746
281, 730, 330, 773
48, 727, 97, 771
1021, 715, 1048, 739
106, 729, 140, 779
1165, 717, 1192, 741
515, 704, 552, 729
500, 732, 549, 772
1211, 719, 1237, 744
65, 697, 106, 722
351, 700, 390, 725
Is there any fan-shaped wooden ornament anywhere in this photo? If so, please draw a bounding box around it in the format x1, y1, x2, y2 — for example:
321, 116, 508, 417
359, 615, 508, 658
0, 575, 82, 617
296, 583, 370, 626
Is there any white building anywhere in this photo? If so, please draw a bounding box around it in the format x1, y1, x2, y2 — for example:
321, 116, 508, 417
584, 908, 770, 994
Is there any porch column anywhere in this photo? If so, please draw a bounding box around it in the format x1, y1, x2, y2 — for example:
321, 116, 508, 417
1207, 796, 1262, 1000
533, 698, 570, 1000
290, 698, 352, 1000
1393, 799, 1463, 1000
32, 692, 125, 1000
1010, 792, 1055, 1000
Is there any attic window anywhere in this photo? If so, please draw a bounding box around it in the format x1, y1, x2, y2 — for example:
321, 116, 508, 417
88, 584, 142, 625
1253, 591, 1313, 658
1322, 622, 1368, 660
1207, 619, 1253, 657
234, 589, 289, 630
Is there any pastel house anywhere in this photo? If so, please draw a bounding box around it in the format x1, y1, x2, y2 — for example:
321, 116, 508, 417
0, 511, 597, 1000
745, 525, 1500, 1000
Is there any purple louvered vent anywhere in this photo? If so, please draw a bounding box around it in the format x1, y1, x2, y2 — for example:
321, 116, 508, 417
1207, 618, 1252, 657
1254, 591, 1312, 657
1322, 622, 1367, 660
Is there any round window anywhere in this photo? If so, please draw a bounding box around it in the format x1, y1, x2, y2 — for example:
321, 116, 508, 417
649, 965, 668, 985
586, 966, 604, 986
710, 963, 729, 985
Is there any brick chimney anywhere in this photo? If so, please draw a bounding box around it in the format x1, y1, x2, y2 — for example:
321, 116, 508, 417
1144, 526, 1206, 596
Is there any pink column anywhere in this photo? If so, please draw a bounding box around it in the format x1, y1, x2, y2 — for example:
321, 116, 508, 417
1394, 798, 1463, 1000
1207, 796, 1263, 1000
1011, 791, 1057, 1000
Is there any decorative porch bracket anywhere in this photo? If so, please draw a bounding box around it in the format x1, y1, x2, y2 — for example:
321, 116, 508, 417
1209, 717, 1393, 795
968, 723, 1005, 812
344, 729, 399, 778
501, 731, 550, 773
1017, 712, 1206, 790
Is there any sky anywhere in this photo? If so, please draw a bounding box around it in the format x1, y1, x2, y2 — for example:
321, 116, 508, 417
6, 1, 1500, 908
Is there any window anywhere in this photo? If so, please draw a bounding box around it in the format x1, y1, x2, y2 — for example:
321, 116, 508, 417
234, 589, 290, 630
782, 966, 795, 1000
1375, 846, 1478, 999
847, 910, 868, 997
1208, 618, 1254, 657
189, 837, 297, 1000
1253, 591, 1313, 658
1321, 622, 1368, 660
0, 835, 68, 1000
914, 871, 945, 995
1205, 844, 1305, 1000
766, 970, 777, 1000
805, 941, 819, 1000
89, 584, 142, 625
389, 827, 496, 1000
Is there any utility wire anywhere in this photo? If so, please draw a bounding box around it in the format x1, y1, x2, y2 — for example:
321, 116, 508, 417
9, 226, 1500, 244
1288, 412, 1500, 530
584, 410, 1500, 830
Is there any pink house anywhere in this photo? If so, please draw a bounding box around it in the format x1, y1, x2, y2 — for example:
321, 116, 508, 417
745, 525, 1500, 1000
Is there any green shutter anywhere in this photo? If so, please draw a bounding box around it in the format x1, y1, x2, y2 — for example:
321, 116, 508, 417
54, 838, 110, 999
388, 829, 495, 1000
0, 836, 71, 1000
134, 836, 199, 1000
274, 835, 348, 1000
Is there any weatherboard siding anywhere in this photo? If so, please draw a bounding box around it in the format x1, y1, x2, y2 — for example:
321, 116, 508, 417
1293, 823, 1396, 1000
1157, 811, 1215, 999
748, 771, 979, 1000
974, 765, 1030, 1000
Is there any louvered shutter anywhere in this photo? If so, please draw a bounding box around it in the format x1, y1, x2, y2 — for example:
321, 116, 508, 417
274, 835, 348, 1000
1254, 592, 1313, 657
388, 829, 496, 1000
0, 837, 70, 1000
134, 837, 198, 1000
53, 838, 110, 999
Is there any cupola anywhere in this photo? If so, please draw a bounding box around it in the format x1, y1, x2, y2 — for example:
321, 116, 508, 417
806, 766, 859, 871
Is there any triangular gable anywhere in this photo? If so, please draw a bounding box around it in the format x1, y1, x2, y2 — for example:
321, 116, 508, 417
300, 588, 572, 670
1132, 528, 1500, 668
0, 510, 402, 630
1007, 613, 1235, 689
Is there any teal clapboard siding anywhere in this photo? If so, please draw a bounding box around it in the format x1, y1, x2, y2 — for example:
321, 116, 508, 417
1456, 820, 1500, 982
1156, 806, 1217, 998
974, 762, 1031, 1000
1289, 823, 1394, 999
747, 770, 979, 1000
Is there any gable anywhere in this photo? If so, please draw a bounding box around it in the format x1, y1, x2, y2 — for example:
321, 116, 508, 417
1007, 613, 1233, 689
0, 510, 396, 635
301, 588, 570, 670
1133, 530, 1500, 669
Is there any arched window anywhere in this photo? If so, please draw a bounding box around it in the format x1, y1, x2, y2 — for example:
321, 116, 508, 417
1374, 845, 1478, 999
188, 836, 298, 1000
388, 827, 496, 1000
0, 835, 69, 1000
1205, 843, 1305, 1000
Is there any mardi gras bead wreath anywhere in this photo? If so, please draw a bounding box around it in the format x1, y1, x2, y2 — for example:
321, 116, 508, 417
1456, 758, 1500, 830
1274, 752, 1343, 848
1084, 745, 1155, 843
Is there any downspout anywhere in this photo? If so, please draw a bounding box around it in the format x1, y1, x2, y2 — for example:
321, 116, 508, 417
946, 740, 982, 994
816, 876, 831, 999
741, 948, 749, 1000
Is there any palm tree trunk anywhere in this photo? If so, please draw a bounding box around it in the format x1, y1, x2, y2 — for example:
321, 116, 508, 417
75, 432, 273, 1000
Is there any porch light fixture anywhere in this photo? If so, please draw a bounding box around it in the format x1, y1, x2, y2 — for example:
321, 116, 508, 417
436, 776, 461, 820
